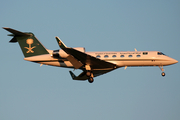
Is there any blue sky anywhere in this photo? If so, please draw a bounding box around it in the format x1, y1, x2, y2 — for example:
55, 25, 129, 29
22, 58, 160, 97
0, 0, 180, 120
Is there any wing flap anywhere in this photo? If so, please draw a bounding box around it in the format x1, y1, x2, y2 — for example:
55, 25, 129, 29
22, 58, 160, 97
66, 55, 83, 69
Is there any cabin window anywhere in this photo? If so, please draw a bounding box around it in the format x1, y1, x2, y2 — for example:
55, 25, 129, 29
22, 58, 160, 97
120, 55, 124, 58
96, 55, 101, 58
157, 52, 165, 55
112, 55, 116, 58
128, 55, 133, 57
143, 52, 148, 55
136, 55, 141, 57
104, 55, 109, 58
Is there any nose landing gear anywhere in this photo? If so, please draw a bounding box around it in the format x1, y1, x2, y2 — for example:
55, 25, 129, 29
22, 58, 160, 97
161, 72, 165, 76
159, 66, 165, 77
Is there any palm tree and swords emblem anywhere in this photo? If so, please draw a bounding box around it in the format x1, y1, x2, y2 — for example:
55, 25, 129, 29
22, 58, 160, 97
24, 39, 36, 53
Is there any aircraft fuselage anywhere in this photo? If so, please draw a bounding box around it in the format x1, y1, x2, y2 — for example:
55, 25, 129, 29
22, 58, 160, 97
24, 51, 178, 68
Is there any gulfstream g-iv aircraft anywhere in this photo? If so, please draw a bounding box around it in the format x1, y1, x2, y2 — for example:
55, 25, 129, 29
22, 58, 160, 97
3, 27, 178, 83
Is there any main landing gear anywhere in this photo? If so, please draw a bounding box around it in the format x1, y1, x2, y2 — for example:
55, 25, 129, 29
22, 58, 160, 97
88, 77, 94, 83
86, 70, 94, 83
85, 65, 94, 83
159, 66, 165, 77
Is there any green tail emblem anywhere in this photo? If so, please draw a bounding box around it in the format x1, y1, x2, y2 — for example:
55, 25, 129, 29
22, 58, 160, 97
24, 39, 36, 53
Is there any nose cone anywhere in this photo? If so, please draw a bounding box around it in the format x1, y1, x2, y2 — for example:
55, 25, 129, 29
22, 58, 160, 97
171, 58, 178, 64
173, 59, 178, 64
167, 57, 178, 65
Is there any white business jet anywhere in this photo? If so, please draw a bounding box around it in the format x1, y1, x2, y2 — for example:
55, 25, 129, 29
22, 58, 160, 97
3, 27, 178, 83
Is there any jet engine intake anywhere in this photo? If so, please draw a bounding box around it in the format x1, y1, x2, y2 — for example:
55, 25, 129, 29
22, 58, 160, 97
51, 49, 68, 58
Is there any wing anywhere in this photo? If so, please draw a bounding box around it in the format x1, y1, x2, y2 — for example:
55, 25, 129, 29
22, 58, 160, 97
65, 48, 117, 80
55, 37, 118, 80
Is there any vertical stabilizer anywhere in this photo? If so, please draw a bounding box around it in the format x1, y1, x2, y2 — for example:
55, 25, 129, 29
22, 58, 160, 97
3, 27, 49, 57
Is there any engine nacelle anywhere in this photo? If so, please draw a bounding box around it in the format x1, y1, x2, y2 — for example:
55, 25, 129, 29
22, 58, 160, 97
51, 49, 68, 58
51, 47, 85, 58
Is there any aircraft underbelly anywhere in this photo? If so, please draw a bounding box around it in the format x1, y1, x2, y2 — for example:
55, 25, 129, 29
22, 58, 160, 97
118, 60, 170, 66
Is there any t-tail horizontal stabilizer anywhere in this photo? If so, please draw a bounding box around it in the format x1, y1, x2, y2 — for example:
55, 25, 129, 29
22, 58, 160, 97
3, 27, 31, 37
3, 27, 31, 42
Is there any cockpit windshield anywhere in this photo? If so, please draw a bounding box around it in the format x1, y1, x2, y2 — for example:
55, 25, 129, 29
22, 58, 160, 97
157, 52, 166, 55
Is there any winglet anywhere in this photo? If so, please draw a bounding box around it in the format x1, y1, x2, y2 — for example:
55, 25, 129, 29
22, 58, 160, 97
69, 71, 77, 80
55, 36, 67, 48
55, 36, 83, 69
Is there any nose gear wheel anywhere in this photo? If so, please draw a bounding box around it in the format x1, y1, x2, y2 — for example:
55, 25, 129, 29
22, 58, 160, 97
161, 72, 165, 77
159, 66, 165, 77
